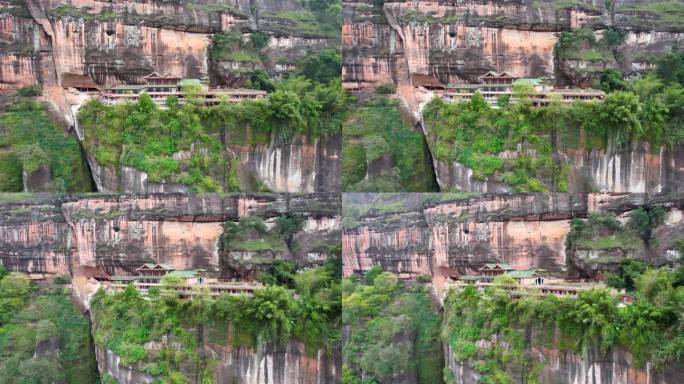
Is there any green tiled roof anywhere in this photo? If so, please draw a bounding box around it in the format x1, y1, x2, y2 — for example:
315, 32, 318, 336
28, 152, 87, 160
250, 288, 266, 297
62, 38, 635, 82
167, 270, 197, 278
506, 270, 537, 279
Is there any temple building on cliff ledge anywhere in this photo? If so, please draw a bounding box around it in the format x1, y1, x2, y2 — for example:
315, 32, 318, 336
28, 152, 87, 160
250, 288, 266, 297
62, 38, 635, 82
90, 262, 262, 298
411, 71, 606, 106
99, 72, 267, 106
449, 262, 633, 305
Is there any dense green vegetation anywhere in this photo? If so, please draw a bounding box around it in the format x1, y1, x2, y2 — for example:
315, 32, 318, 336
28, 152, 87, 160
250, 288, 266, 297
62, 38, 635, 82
0, 94, 94, 192
209, 31, 263, 64
555, 27, 623, 63
259, 0, 341, 39
616, 1, 684, 30
90, 260, 341, 383
342, 96, 437, 191
443, 263, 684, 383
78, 76, 344, 192
0, 268, 99, 383
342, 271, 444, 384
566, 207, 668, 273
565, 211, 644, 253
423, 52, 684, 192
219, 216, 289, 254
341, 192, 479, 229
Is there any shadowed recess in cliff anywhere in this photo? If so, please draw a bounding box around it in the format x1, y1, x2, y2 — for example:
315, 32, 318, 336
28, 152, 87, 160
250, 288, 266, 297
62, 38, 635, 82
0, 270, 100, 383
342, 94, 438, 192
0, 90, 95, 192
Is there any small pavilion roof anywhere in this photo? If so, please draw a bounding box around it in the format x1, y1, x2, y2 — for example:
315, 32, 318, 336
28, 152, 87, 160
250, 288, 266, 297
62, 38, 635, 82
136, 263, 174, 271
478, 71, 517, 80
479, 263, 514, 271
143, 71, 180, 80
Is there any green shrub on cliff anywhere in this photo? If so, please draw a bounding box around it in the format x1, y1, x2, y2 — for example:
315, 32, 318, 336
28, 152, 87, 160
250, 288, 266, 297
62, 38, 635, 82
217, 216, 297, 264
0, 273, 98, 384
210, 31, 262, 63
343, 273, 445, 384
342, 96, 438, 192
423, 94, 558, 192
0, 98, 94, 192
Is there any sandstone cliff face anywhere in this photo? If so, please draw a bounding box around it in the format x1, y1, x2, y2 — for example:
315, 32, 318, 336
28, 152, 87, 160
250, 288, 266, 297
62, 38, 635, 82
0, 195, 73, 276
343, 0, 684, 192
444, 335, 684, 384
1, 0, 339, 193
79, 134, 341, 194
5, 0, 334, 89
433, 141, 684, 193
343, 0, 684, 86
342, 193, 684, 293
238, 135, 342, 194
208, 340, 340, 384
96, 339, 340, 384
0, 193, 340, 276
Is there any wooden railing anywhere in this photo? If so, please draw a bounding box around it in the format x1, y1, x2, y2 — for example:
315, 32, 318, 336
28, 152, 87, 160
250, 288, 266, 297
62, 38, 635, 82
106, 281, 263, 297
446, 281, 608, 298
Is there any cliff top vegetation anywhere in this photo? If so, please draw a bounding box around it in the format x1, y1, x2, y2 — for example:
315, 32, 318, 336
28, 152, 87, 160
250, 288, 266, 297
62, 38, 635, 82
423, 52, 684, 192
91, 259, 341, 383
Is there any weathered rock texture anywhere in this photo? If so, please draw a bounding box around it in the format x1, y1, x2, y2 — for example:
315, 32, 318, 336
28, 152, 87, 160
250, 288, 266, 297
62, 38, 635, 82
342, 193, 684, 293
77, 130, 341, 194
238, 135, 342, 194
207, 339, 340, 384
432, 140, 684, 193
444, 332, 684, 384
344, 0, 684, 87
0, 193, 340, 277
1, 0, 339, 193
1, 192, 340, 383
343, 0, 684, 192
96, 340, 341, 384
4, 0, 334, 89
